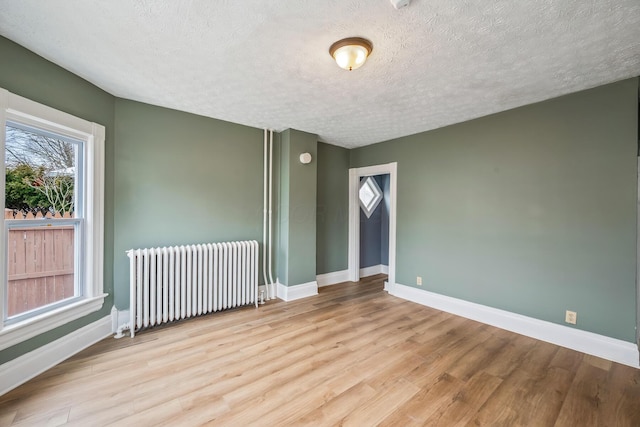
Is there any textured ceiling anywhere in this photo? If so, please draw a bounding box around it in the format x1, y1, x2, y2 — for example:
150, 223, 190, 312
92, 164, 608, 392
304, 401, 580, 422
1, 0, 639, 148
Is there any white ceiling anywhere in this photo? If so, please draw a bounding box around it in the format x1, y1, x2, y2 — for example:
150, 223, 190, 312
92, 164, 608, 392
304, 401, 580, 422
1, 1, 639, 148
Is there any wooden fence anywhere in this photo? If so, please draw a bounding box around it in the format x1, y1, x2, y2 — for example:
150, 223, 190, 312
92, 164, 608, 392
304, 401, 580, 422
5, 209, 74, 317
5, 209, 73, 219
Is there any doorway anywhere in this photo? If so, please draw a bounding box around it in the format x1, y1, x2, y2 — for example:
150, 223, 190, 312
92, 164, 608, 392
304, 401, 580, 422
348, 162, 397, 291
359, 174, 390, 277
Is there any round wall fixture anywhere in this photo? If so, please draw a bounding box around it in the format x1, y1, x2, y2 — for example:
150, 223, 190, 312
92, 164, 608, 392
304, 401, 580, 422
329, 37, 373, 71
299, 153, 312, 164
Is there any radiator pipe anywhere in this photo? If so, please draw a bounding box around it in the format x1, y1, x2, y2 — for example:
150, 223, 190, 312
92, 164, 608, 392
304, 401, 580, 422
128, 249, 136, 338
263, 129, 270, 299
267, 129, 275, 299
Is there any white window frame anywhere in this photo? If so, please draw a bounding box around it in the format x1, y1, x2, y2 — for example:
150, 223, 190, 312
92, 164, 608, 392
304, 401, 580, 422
0, 88, 105, 350
359, 175, 383, 218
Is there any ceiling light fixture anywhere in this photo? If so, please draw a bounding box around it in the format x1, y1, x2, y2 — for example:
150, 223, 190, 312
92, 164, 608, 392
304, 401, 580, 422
329, 37, 373, 71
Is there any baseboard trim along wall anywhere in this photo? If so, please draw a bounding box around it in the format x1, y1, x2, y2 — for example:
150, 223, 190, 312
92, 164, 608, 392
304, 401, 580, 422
317, 270, 349, 287
111, 306, 131, 332
360, 264, 389, 278
276, 281, 319, 302
0, 315, 113, 396
316, 266, 390, 287
392, 283, 640, 369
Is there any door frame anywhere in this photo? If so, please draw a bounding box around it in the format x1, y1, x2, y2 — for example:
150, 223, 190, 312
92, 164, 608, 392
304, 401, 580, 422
636, 157, 640, 352
348, 162, 397, 291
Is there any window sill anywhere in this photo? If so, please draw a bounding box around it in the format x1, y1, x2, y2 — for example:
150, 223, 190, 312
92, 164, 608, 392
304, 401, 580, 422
0, 295, 107, 351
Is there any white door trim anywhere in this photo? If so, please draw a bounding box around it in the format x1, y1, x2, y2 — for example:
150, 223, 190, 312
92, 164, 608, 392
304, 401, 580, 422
636, 157, 640, 352
348, 162, 397, 291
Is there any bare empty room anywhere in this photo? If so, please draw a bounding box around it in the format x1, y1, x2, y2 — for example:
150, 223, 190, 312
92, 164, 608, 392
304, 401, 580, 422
1, 1, 640, 425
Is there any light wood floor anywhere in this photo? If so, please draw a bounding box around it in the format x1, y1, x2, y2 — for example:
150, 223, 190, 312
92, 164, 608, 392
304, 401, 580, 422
1, 275, 639, 426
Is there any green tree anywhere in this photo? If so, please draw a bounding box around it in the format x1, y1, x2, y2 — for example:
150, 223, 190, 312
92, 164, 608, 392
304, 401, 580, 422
5, 164, 50, 210
5, 125, 76, 214
29, 173, 74, 214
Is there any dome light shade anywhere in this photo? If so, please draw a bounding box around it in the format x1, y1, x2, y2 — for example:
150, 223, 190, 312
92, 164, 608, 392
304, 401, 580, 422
329, 37, 373, 71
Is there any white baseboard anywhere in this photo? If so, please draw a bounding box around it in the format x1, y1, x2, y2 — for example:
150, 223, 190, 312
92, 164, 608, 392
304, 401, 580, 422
317, 266, 390, 287
277, 281, 318, 302
317, 269, 349, 287
111, 306, 130, 332
0, 315, 113, 396
360, 264, 389, 277
392, 283, 639, 369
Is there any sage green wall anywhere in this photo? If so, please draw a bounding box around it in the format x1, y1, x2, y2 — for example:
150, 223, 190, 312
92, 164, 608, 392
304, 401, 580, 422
316, 142, 349, 275
0, 37, 116, 364
351, 78, 638, 342
277, 129, 317, 286
113, 99, 265, 308
276, 131, 289, 285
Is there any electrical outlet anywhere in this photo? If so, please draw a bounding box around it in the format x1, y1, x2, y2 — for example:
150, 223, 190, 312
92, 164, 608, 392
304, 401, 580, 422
565, 310, 577, 325
416, 276, 422, 286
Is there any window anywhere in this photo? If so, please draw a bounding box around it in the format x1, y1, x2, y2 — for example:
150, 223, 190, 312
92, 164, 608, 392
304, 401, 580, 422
0, 89, 105, 350
359, 176, 383, 218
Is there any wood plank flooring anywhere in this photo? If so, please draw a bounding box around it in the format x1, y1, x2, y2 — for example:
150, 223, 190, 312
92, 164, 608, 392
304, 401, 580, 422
1, 274, 639, 426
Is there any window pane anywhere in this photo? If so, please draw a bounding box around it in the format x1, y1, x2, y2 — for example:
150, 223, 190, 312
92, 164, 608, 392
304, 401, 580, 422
6, 224, 77, 318
4, 122, 82, 321
5, 123, 79, 218
359, 176, 383, 218
359, 182, 376, 208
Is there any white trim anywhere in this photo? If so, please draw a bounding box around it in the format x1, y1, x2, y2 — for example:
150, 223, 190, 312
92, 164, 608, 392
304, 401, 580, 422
111, 307, 130, 333
348, 163, 397, 291
381, 264, 389, 274
392, 283, 640, 368
317, 270, 350, 287
0, 89, 7, 327
0, 315, 112, 396
111, 306, 118, 332
348, 169, 359, 283
6, 92, 96, 137
388, 165, 397, 293
0, 88, 106, 348
0, 295, 106, 350
637, 158, 640, 348
360, 264, 389, 278
87, 122, 105, 299
276, 281, 318, 302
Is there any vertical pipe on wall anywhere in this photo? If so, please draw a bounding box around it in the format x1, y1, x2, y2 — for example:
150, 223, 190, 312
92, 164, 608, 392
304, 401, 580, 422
268, 129, 275, 299
128, 250, 136, 338
262, 129, 270, 299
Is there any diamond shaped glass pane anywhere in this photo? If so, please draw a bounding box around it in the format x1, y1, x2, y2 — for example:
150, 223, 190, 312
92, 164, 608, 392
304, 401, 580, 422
359, 176, 382, 218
